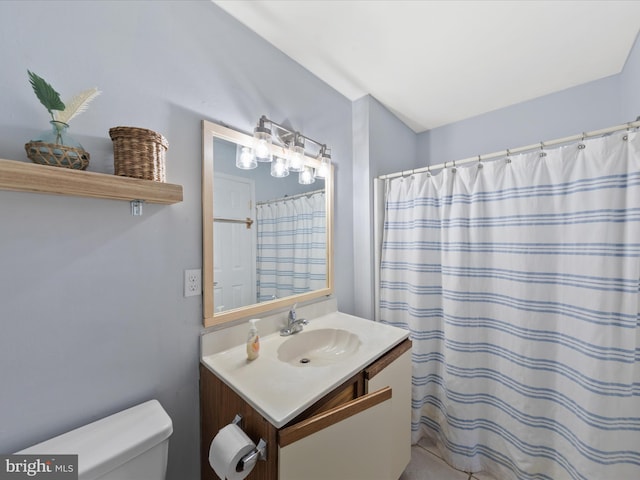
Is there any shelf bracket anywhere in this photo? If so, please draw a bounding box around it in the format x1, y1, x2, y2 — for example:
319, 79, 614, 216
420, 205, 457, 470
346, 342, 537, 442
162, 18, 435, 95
130, 199, 144, 216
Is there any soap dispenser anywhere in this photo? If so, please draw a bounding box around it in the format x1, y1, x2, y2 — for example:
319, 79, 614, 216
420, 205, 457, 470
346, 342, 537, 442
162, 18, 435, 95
246, 319, 260, 361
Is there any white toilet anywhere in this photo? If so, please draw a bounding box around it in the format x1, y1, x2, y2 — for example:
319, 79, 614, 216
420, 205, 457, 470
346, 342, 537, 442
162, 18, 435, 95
17, 399, 173, 480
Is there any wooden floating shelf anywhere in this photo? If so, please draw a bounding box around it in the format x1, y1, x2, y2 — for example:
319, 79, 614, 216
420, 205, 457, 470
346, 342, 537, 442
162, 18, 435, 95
0, 158, 183, 204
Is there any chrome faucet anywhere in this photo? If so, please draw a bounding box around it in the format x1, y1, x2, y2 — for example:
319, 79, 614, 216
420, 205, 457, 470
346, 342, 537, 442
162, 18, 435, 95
280, 303, 308, 336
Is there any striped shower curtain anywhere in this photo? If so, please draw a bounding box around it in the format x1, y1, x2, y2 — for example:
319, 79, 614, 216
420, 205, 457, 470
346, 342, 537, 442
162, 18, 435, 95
379, 130, 640, 480
256, 192, 326, 302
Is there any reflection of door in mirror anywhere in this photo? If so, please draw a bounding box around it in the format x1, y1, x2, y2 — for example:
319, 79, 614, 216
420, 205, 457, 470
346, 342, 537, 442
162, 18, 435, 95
213, 173, 256, 312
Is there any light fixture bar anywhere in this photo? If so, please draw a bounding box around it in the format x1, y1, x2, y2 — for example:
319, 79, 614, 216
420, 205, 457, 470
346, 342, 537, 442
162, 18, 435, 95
259, 116, 327, 153
245, 115, 332, 179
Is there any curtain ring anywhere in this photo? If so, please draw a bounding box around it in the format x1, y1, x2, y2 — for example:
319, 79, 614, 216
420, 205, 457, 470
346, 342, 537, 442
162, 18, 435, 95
539, 141, 547, 157
427, 165, 432, 177
578, 132, 586, 150
477, 155, 483, 169
506, 149, 512, 164
624, 125, 631, 141
451, 160, 457, 173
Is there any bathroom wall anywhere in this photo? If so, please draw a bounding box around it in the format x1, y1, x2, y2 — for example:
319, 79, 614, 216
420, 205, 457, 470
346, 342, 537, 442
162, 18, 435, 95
0, 2, 352, 479
416, 75, 625, 167
621, 30, 640, 122
352, 96, 418, 319
415, 33, 640, 168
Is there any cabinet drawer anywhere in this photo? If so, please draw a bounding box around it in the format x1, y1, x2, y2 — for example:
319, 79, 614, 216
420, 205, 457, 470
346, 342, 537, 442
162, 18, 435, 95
365, 338, 412, 380
283, 371, 364, 427
278, 387, 392, 480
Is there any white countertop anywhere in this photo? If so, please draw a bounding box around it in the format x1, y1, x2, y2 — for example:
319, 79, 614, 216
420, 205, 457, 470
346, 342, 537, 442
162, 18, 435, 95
200, 311, 409, 428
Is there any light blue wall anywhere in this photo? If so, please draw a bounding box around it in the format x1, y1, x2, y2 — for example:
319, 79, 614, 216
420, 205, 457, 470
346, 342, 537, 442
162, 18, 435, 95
368, 97, 419, 176
621, 32, 640, 122
352, 96, 417, 319
416, 50, 638, 168
0, 2, 352, 478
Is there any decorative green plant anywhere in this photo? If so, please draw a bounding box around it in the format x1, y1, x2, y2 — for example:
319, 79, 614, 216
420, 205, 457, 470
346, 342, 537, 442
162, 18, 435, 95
27, 70, 101, 124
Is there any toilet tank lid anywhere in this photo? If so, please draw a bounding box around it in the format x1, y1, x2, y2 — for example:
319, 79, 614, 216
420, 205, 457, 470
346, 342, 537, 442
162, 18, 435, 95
17, 399, 173, 480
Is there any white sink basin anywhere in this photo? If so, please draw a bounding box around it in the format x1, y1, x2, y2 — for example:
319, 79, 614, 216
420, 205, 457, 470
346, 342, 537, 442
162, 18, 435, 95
201, 310, 410, 427
277, 328, 361, 366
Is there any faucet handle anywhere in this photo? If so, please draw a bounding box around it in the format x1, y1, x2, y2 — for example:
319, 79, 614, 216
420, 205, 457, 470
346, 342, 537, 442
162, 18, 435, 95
289, 303, 297, 321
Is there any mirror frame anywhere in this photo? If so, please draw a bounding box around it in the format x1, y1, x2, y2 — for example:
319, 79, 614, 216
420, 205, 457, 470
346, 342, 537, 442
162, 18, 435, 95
202, 119, 334, 328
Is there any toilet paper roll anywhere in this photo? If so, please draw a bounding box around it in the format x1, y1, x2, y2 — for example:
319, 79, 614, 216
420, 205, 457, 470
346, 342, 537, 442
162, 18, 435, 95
208, 423, 257, 480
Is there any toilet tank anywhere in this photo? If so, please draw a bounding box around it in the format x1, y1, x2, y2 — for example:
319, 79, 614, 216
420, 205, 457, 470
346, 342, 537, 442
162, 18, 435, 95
17, 399, 173, 480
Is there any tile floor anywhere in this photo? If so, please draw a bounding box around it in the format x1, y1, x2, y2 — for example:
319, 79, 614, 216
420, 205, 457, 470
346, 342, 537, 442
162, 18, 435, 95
399, 439, 497, 480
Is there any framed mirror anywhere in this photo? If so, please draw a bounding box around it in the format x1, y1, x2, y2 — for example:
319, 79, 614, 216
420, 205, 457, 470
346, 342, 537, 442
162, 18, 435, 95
202, 120, 334, 328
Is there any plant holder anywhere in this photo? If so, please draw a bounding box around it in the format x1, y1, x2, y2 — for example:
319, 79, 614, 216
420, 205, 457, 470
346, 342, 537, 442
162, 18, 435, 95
25, 141, 90, 170
109, 126, 168, 182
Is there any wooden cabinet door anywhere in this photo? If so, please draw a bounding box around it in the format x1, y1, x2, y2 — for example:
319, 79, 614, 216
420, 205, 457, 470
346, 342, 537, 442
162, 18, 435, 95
365, 339, 412, 479
200, 364, 279, 480
278, 387, 392, 480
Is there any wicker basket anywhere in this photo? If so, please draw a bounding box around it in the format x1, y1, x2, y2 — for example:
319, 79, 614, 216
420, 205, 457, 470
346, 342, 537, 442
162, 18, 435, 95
109, 126, 168, 182
25, 141, 90, 170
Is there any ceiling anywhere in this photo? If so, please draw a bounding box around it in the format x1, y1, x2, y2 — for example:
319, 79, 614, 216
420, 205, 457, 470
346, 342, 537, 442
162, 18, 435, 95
212, 0, 640, 133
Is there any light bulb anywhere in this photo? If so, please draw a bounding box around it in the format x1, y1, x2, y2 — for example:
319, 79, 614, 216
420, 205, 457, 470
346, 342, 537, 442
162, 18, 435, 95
288, 146, 305, 172
314, 147, 331, 179
236, 146, 257, 170
288, 135, 305, 172
253, 125, 272, 162
298, 166, 315, 185
271, 156, 289, 178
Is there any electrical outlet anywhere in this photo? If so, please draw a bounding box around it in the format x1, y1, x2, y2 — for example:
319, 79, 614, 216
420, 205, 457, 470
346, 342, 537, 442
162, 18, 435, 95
184, 269, 201, 297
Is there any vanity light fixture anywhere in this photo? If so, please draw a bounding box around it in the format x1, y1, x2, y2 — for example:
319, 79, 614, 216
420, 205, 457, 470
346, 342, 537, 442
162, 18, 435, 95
270, 156, 290, 178
236, 146, 257, 170
288, 134, 305, 172
246, 115, 332, 182
298, 165, 315, 185
314, 146, 331, 179
253, 119, 273, 163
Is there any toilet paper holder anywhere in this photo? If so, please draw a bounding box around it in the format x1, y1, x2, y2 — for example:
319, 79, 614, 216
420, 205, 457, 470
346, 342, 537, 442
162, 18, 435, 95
232, 414, 267, 472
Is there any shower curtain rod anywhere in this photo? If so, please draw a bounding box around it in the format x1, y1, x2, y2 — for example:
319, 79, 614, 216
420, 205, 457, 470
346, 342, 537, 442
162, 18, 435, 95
377, 118, 640, 180
256, 188, 324, 205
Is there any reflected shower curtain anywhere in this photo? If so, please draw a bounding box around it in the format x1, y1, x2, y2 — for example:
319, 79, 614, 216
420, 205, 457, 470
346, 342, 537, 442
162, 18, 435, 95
256, 192, 326, 302
379, 130, 640, 480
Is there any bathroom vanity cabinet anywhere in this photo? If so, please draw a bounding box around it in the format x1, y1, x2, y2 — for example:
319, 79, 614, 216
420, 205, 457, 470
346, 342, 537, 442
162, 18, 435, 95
200, 337, 412, 480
